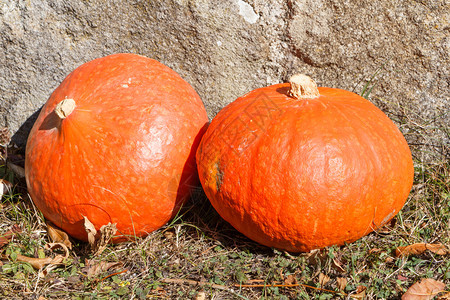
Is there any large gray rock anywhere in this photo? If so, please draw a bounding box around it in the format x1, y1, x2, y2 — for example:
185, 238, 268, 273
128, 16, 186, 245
1, 0, 448, 157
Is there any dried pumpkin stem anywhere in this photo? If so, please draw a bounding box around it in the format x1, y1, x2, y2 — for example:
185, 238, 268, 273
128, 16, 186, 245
288, 74, 320, 100
55, 98, 76, 119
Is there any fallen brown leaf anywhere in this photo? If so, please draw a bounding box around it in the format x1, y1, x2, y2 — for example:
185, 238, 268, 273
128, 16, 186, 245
396, 244, 427, 257
84, 216, 97, 247
425, 244, 449, 256
16, 254, 53, 270
47, 223, 72, 250
304, 249, 328, 267
38, 255, 69, 278
44, 243, 70, 260
244, 279, 265, 284
284, 274, 297, 285
369, 248, 383, 254
398, 274, 409, 282
0, 232, 14, 248
336, 277, 348, 292
83, 259, 123, 278
396, 243, 449, 257
195, 291, 206, 300
15, 242, 70, 271
385, 256, 395, 263
50, 255, 66, 265
319, 273, 330, 287
163, 231, 174, 239
0, 224, 22, 248
402, 278, 446, 300
351, 285, 367, 299
83, 216, 117, 256
332, 258, 346, 273
94, 223, 117, 256
67, 275, 82, 285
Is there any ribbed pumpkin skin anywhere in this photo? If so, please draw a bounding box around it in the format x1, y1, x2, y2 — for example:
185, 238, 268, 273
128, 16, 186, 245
196, 84, 414, 252
25, 53, 208, 241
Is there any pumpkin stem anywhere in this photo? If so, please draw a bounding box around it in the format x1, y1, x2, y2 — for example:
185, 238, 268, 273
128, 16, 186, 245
55, 99, 76, 119
288, 74, 320, 100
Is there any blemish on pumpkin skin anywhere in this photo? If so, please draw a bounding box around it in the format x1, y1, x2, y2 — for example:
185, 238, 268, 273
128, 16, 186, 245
312, 218, 319, 236
214, 161, 224, 192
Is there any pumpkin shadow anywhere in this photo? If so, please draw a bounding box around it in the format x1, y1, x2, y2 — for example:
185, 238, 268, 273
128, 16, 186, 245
275, 86, 290, 96
38, 110, 61, 131
7, 105, 60, 178
9, 102, 61, 150
167, 122, 209, 216
5, 106, 43, 189
10, 105, 43, 151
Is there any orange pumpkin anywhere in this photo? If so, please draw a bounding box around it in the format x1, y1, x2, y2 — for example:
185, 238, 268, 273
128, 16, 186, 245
25, 53, 208, 242
196, 74, 414, 252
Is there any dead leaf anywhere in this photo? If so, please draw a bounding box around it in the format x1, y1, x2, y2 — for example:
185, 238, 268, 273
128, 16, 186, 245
385, 256, 395, 263
304, 248, 328, 267
41, 242, 72, 277
16, 254, 53, 270
83, 216, 117, 256
195, 291, 206, 300
396, 244, 427, 257
319, 273, 330, 287
244, 279, 265, 284
0, 231, 15, 248
94, 223, 117, 256
425, 244, 449, 255
67, 275, 81, 284
402, 278, 445, 300
0, 179, 13, 199
332, 258, 346, 273
50, 255, 66, 265
0, 224, 22, 248
396, 243, 449, 257
369, 248, 383, 254
284, 274, 297, 285
398, 274, 409, 282
38, 256, 67, 278
44, 243, 70, 260
164, 231, 174, 239
351, 285, 367, 299
47, 223, 72, 250
15, 242, 70, 271
337, 277, 348, 291
84, 216, 97, 247
83, 259, 123, 278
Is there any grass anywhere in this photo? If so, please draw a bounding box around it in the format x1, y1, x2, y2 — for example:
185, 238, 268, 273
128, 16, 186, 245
1, 89, 449, 299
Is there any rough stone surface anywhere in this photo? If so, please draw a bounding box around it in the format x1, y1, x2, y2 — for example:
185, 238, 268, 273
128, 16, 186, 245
1, 0, 448, 154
